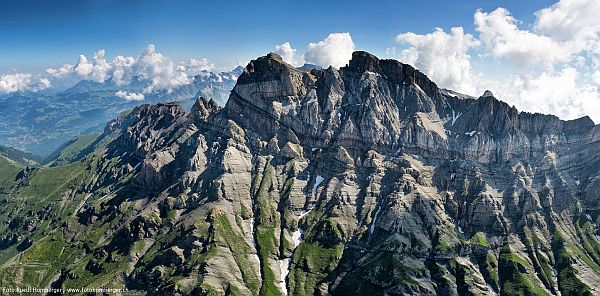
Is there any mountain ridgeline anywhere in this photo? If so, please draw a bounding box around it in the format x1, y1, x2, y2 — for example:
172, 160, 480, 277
1, 51, 600, 295
0, 66, 241, 156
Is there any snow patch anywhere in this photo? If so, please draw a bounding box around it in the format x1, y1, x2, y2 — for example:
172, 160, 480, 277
299, 208, 312, 220
575, 180, 581, 186
291, 229, 303, 248
305, 90, 318, 104
545, 134, 558, 146
451, 109, 462, 126
272, 101, 283, 112
282, 100, 298, 113
279, 220, 307, 295
413, 83, 424, 94
253, 254, 260, 266
450, 173, 456, 180
249, 218, 260, 265
586, 214, 593, 221
277, 258, 292, 295
249, 218, 255, 237
440, 89, 477, 100
458, 226, 464, 234
416, 112, 447, 140
313, 175, 324, 195
369, 206, 382, 235
465, 130, 477, 137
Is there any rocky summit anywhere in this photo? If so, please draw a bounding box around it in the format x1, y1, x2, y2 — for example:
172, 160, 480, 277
1, 51, 600, 295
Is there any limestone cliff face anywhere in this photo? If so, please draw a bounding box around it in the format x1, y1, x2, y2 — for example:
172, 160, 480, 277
2, 51, 600, 296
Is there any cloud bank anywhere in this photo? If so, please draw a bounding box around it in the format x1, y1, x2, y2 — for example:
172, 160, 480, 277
274, 42, 305, 67
304, 33, 355, 68
2, 3, 600, 124
45, 45, 208, 93
4, 33, 358, 96
115, 90, 145, 101
0, 73, 32, 94
394, 0, 600, 123
396, 27, 480, 94
275, 33, 355, 68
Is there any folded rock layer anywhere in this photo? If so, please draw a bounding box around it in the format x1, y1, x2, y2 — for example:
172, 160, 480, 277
0, 51, 599, 296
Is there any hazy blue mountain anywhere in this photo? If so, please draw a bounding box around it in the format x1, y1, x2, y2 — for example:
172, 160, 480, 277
0, 68, 239, 155
0, 145, 42, 165
296, 63, 322, 71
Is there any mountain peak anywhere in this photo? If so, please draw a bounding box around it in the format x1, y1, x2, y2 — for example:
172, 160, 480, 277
266, 52, 284, 62
236, 52, 298, 85
6, 50, 600, 296
190, 96, 220, 121
482, 90, 494, 97
225, 50, 600, 163
344, 51, 438, 95
347, 51, 380, 72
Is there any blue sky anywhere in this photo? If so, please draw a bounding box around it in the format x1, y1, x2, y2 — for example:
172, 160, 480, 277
2, 0, 600, 123
1, 0, 553, 72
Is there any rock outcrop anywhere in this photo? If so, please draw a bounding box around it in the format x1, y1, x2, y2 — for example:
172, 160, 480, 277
1, 51, 600, 296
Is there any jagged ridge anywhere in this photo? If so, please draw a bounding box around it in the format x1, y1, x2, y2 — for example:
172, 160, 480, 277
0, 51, 599, 296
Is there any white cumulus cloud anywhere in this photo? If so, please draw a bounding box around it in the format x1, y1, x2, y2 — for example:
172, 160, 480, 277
39, 78, 51, 88
470, 1, 600, 122
46, 64, 74, 78
185, 58, 215, 76
593, 71, 600, 86
490, 68, 600, 122
390, 0, 600, 123
89, 49, 112, 82
474, 7, 571, 67
0, 73, 32, 94
44, 45, 215, 92
304, 33, 355, 68
32, 78, 52, 92
51, 49, 112, 83
274, 42, 305, 66
115, 90, 145, 101
133, 44, 191, 92
111, 55, 136, 86
535, 0, 600, 42
396, 27, 480, 94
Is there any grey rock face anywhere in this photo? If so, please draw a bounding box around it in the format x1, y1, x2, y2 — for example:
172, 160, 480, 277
119, 51, 600, 295
4, 51, 600, 296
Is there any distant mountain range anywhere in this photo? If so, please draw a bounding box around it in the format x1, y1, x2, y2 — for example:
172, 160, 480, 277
0, 145, 42, 166
0, 67, 243, 156
0, 51, 599, 295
